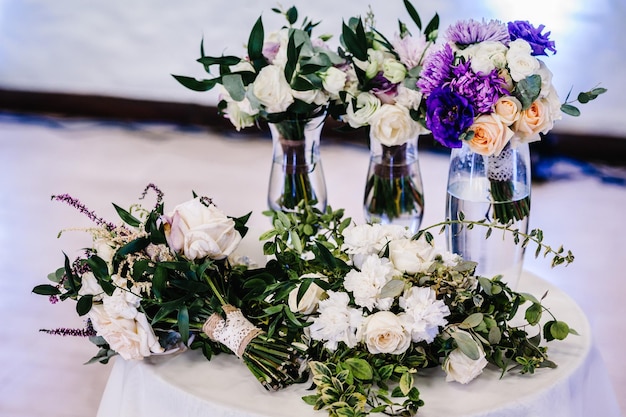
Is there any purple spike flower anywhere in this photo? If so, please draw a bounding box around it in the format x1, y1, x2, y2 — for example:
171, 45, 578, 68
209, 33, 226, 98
508, 20, 556, 56
445, 18, 510, 47
417, 44, 456, 96
51, 194, 116, 231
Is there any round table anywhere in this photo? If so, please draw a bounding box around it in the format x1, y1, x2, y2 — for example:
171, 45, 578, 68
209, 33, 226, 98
96, 271, 622, 417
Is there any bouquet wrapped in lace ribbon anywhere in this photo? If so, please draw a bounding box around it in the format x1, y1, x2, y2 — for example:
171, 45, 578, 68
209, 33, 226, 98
33, 184, 307, 390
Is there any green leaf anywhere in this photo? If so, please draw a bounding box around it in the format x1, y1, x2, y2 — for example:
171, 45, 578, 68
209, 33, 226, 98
451, 331, 480, 360
399, 372, 414, 396
460, 313, 484, 329
247, 16, 265, 70
341, 20, 368, 61
286, 6, 298, 25
171, 75, 219, 92
47, 267, 65, 283
178, 306, 190, 344
343, 358, 373, 380
221, 74, 246, 101
196, 55, 242, 68
403, 0, 422, 30
550, 320, 570, 340
302, 395, 319, 405
379, 279, 405, 299
488, 325, 502, 344
112, 203, 141, 227
560, 103, 581, 116
515, 74, 541, 109
115, 236, 150, 258
86, 255, 110, 281
32, 284, 61, 296
76, 294, 93, 316
525, 302, 543, 326
424, 13, 440, 40
152, 266, 167, 300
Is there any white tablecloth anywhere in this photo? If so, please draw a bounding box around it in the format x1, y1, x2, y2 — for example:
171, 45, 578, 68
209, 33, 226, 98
96, 271, 621, 417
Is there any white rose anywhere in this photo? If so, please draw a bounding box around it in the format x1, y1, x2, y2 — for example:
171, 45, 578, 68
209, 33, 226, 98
360, 311, 411, 355
506, 39, 540, 82
319, 66, 347, 97
388, 237, 436, 274
292, 88, 329, 106
252, 65, 294, 113
89, 305, 163, 360
462, 41, 507, 75
103, 288, 140, 320
78, 271, 104, 301
224, 99, 257, 131
382, 59, 407, 83
262, 29, 289, 68
344, 92, 381, 128
394, 85, 428, 121
93, 238, 115, 265
369, 104, 421, 146
535, 60, 554, 98
443, 333, 488, 384
162, 198, 242, 260
288, 273, 326, 315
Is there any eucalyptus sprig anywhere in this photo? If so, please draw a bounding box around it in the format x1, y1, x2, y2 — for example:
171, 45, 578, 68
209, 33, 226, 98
560, 85, 608, 117
415, 213, 575, 268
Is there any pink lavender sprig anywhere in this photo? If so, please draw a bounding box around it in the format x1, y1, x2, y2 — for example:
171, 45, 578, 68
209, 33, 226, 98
139, 183, 164, 208
40, 320, 96, 337
52, 194, 116, 231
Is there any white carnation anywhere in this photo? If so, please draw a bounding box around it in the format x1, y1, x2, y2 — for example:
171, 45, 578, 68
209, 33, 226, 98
308, 291, 364, 351
399, 286, 450, 343
344, 255, 396, 311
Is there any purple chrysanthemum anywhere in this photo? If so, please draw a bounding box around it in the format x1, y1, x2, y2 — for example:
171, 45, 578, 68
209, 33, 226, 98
424, 86, 474, 149
449, 60, 509, 114
508, 20, 556, 56
416, 44, 456, 96
445, 18, 510, 48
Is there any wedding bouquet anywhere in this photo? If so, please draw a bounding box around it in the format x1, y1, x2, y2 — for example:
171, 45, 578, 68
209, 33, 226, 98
33, 185, 307, 390
336, 1, 438, 228
418, 18, 605, 223
246, 204, 576, 416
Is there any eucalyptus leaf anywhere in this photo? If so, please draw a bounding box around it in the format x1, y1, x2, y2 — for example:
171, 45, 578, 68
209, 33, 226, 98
379, 279, 405, 299
221, 74, 246, 102
525, 302, 543, 326
515, 74, 541, 109
560, 103, 581, 116
451, 331, 480, 360
461, 312, 484, 329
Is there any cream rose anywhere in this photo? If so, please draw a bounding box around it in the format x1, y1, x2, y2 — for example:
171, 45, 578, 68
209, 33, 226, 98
288, 273, 327, 315
513, 99, 553, 140
252, 65, 294, 113
162, 198, 242, 260
360, 311, 411, 355
369, 104, 420, 147
494, 96, 522, 126
388, 237, 436, 274
506, 39, 540, 82
467, 113, 514, 156
443, 338, 488, 384
344, 92, 381, 128
78, 271, 104, 301
463, 41, 508, 75
93, 238, 115, 266
291, 88, 329, 106
89, 305, 163, 360
382, 59, 407, 83
319, 66, 347, 97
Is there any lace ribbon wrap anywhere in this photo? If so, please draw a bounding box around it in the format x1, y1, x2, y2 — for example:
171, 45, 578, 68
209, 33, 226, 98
486, 145, 514, 182
202, 305, 262, 358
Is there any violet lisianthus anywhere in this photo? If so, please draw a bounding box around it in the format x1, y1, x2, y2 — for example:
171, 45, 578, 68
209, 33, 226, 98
508, 20, 556, 56
424, 86, 474, 148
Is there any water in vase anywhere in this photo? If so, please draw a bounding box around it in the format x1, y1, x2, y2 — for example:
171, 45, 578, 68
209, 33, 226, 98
446, 178, 529, 289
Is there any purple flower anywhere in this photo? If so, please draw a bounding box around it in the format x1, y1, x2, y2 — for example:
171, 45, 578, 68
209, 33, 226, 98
417, 44, 456, 96
508, 21, 556, 56
449, 60, 509, 114
425, 86, 474, 148
445, 19, 510, 47
368, 72, 399, 103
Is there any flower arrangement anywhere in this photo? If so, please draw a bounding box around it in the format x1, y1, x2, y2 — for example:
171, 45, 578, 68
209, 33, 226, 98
335, 1, 439, 229
248, 204, 576, 416
418, 18, 606, 223
33, 185, 307, 390
174, 6, 349, 212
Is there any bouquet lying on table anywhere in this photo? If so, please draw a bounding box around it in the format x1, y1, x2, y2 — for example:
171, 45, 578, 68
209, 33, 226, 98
34, 186, 576, 416
33, 184, 307, 390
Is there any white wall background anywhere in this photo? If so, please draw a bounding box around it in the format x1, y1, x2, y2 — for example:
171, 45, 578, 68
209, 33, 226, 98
0, 0, 623, 137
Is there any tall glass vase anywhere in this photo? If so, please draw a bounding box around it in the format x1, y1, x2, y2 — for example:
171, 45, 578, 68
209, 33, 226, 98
445, 141, 531, 289
268, 114, 327, 212
364, 136, 424, 233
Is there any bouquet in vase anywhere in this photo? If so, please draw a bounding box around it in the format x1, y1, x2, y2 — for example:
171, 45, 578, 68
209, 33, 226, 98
244, 205, 576, 416
336, 1, 439, 230
173, 6, 349, 211
418, 18, 605, 223
33, 185, 307, 390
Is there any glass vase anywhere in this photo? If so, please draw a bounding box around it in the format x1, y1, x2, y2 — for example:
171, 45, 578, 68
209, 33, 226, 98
445, 141, 531, 289
267, 114, 327, 212
363, 136, 424, 233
